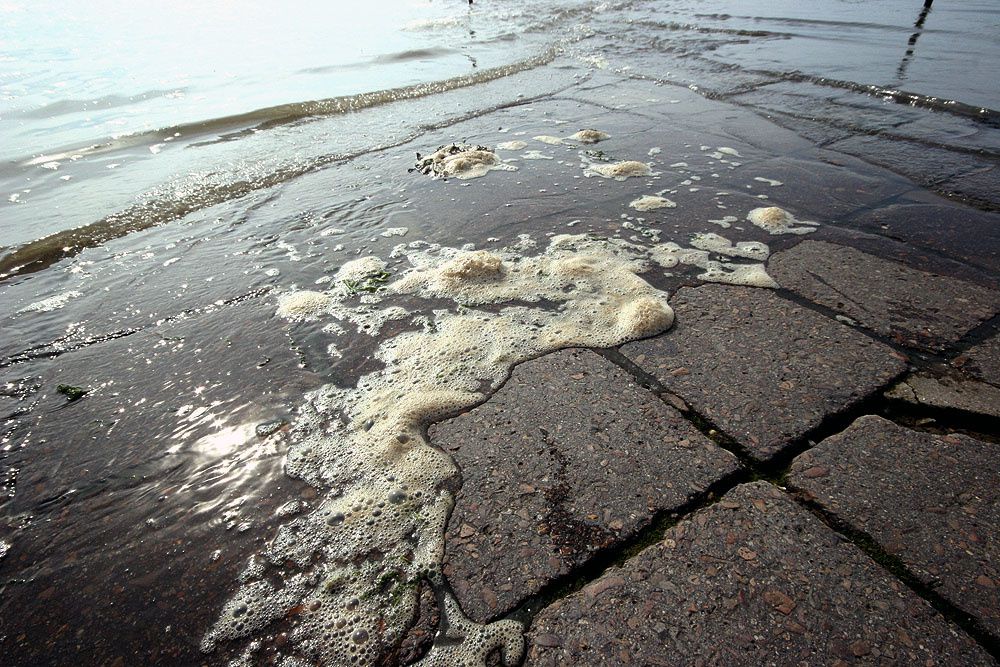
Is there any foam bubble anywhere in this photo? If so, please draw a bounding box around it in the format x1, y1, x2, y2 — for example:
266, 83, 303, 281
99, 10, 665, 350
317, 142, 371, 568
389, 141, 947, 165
753, 176, 783, 187
567, 129, 610, 144
495, 140, 528, 151
747, 206, 819, 235
413, 144, 517, 180
532, 135, 565, 145
276, 290, 332, 320
690, 232, 770, 261
585, 161, 653, 180
629, 195, 676, 211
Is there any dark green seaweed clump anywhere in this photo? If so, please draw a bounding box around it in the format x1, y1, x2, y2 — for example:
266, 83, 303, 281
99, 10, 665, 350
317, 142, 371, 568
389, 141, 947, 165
56, 384, 89, 401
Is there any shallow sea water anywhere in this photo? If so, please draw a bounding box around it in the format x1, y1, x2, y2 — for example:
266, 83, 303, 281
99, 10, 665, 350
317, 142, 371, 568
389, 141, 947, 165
1, 1, 998, 665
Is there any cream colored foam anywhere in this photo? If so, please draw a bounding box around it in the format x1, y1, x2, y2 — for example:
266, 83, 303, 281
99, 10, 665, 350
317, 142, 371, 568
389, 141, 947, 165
532, 135, 566, 145
585, 161, 653, 180
747, 206, 819, 235
337, 256, 388, 283
415, 144, 518, 180
568, 129, 610, 144
495, 140, 528, 151
629, 195, 676, 211
690, 232, 770, 261
276, 290, 332, 320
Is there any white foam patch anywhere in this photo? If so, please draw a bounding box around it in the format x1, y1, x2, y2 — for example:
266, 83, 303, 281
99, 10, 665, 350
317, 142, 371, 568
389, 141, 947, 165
584, 161, 654, 180
337, 256, 388, 283
709, 215, 738, 229
276, 290, 332, 321
747, 206, 819, 235
381, 227, 409, 238
532, 135, 566, 145
629, 195, 676, 211
521, 150, 553, 160
648, 239, 777, 288
717, 147, 742, 157
698, 261, 778, 288
495, 140, 528, 151
414, 144, 517, 180
567, 129, 610, 144
753, 177, 783, 187
690, 233, 770, 261
19, 290, 83, 314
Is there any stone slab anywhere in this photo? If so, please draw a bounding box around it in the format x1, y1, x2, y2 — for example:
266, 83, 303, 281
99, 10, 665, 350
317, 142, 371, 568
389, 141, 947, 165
886, 372, 1000, 419
622, 285, 906, 461
429, 348, 741, 623
525, 481, 991, 666
956, 333, 1000, 388
846, 200, 1000, 276
790, 416, 1000, 638
769, 240, 1000, 352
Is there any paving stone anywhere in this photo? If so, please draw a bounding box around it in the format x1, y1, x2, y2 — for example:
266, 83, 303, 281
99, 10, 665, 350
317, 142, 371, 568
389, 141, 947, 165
956, 333, 1000, 387
769, 240, 1000, 352
622, 285, 905, 461
526, 481, 989, 666
790, 416, 1000, 639
886, 372, 1000, 419
846, 199, 1000, 275
429, 348, 741, 623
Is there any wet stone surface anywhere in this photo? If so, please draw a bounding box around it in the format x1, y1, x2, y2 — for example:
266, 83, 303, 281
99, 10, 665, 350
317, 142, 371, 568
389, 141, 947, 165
525, 481, 991, 666
430, 348, 740, 623
956, 333, 1000, 388
886, 371, 1000, 420
769, 240, 1000, 352
621, 285, 905, 462
790, 416, 1000, 639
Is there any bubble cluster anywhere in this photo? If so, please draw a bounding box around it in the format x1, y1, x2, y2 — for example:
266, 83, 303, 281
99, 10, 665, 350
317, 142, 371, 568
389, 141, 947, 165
585, 160, 654, 180
567, 128, 610, 144
630, 195, 676, 211
747, 206, 819, 235
412, 143, 517, 180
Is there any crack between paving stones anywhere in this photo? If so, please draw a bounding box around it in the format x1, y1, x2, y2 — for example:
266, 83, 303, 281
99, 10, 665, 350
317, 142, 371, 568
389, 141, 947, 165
785, 487, 1000, 660
500, 467, 749, 633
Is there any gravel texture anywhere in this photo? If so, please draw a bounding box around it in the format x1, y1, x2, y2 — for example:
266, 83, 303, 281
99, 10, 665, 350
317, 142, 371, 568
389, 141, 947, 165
429, 348, 741, 622
525, 481, 991, 666
769, 240, 1000, 352
622, 285, 906, 461
790, 416, 1000, 638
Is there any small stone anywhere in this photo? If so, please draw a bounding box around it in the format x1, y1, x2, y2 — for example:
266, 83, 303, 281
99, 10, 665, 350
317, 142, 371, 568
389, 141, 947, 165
458, 523, 476, 539
737, 547, 757, 561
802, 466, 829, 479
584, 575, 625, 598
534, 634, 562, 648
763, 589, 796, 615
849, 639, 871, 657
975, 575, 995, 588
